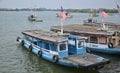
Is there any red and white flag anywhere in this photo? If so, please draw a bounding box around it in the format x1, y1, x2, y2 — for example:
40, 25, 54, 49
99, 8, 108, 18
61, 6, 67, 21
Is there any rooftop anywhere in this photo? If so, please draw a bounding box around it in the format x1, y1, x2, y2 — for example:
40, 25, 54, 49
22, 30, 68, 43
51, 24, 120, 36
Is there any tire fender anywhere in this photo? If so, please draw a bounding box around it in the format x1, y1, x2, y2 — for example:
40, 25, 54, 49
52, 55, 58, 63
38, 49, 42, 57
108, 43, 113, 48
29, 44, 32, 52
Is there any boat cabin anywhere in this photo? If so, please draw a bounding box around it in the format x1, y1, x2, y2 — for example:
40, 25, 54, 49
22, 30, 86, 59
51, 24, 120, 48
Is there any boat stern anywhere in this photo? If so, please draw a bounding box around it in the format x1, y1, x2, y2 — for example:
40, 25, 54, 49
82, 58, 110, 69
77, 56, 110, 70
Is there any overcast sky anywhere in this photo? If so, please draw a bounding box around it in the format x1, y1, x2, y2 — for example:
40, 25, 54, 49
0, 0, 119, 9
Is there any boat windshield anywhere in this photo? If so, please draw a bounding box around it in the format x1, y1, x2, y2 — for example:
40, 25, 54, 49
59, 42, 67, 51
78, 39, 86, 48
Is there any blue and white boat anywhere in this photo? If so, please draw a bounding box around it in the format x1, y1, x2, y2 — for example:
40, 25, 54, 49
17, 30, 109, 69
51, 24, 120, 55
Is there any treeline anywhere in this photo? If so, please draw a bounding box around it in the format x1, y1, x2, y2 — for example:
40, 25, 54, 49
0, 8, 19, 11
66, 9, 118, 13
0, 8, 118, 13
0, 8, 49, 11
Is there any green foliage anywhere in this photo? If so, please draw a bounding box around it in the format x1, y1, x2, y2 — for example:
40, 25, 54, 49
67, 9, 118, 13
0, 8, 118, 13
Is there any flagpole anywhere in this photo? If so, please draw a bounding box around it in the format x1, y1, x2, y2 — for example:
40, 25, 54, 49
61, 19, 63, 35
60, 6, 67, 35
102, 17, 105, 30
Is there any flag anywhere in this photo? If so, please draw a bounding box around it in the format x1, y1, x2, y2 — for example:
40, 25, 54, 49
117, 4, 120, 14
61, 6, 67, 21
99, 8, 108, 18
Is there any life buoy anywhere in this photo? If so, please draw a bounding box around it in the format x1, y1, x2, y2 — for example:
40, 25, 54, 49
29, 44, 32, 52
16, 37, 20, 41
38, 49, 42, 57
52, 55, 58, 63
108, 43, 113, 48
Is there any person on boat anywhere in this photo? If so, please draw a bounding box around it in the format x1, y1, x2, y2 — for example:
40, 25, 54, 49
65, 12, 68, 16
31, 15, 34, 18
88, 18, 92, 23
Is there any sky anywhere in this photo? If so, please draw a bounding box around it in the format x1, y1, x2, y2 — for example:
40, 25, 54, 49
0, 0, 119, 9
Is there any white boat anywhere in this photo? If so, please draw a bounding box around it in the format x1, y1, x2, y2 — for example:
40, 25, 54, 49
28, 15, 43, 22
56, 13, 73, 18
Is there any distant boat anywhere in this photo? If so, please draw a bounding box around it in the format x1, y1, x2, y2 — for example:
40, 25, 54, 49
28, 15, 43, 22
56, 12, 73, 18
83, 9, 98, 24
83, 18, 97, 23
17, 30, 109, 69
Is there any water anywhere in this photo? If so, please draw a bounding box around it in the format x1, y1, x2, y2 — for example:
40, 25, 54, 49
0, 11, 120, 73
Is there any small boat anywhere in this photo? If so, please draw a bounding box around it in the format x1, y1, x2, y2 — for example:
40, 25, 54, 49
28, 15, 43, 22
17, 30, 109, 69
56, 13, 73, 18
83, 9, 99, 24
83, 18, 97, 24
51, 24, 120, 55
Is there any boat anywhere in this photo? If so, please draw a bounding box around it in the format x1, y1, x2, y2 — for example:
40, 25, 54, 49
16, 30, 109, 69
51, 24, 120, 54
83, 9, 98, 24
56, 13, 73, 18
83, 18, 97, 24
28, 15, 43, 22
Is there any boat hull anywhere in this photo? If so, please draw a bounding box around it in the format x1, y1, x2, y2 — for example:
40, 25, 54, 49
28, 17, 43, 22
87, 47, 120, 54
17, 37, 110, 69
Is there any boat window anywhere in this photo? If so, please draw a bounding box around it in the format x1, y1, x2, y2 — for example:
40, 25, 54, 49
50, 43, 57, 51
68, 39, 76, 49
78, 40, 83, 48
59, 43, 66, 51
24, 35, 32, 42
90, 36, 98, 44
37, 40, 42, 47
32, 38, 38, 45
78, 40, 81, 46
68, 39, 75, 46
44, 42, 49, 50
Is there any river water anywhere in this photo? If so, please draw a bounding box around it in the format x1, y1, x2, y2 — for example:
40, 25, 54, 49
0, 11, 120, 73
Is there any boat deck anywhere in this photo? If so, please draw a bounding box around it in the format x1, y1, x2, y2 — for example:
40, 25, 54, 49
60, 53, 108, 67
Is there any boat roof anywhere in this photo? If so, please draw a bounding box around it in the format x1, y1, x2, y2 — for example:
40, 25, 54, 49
51, 24, 117, 36
84, 22, 120, 28
22, 30, 68, 43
